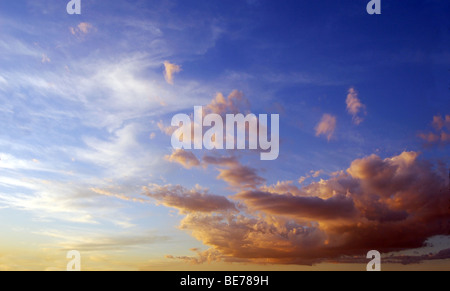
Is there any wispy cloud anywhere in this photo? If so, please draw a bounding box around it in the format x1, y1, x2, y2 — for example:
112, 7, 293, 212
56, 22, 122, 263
315, 114, 337, 141
346, 87, 366, 125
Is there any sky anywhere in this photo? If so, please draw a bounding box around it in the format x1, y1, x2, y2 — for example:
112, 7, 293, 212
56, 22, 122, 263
0, 0, 449, 271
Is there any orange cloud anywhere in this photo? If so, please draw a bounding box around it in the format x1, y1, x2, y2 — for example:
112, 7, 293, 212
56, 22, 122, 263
419, 114, 450, 146
206, 90, 249, 115
201, 154, 265, 189
160, 151, 450, 265
432, 115, 450, 131
163, 61, 181, 85
165, 149, 200, 169
315, 114, 336, 141
70, 22, 94, 36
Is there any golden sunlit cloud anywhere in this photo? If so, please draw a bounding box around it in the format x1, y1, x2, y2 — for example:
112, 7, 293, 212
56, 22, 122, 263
163, 61, 182, 85
156, 151, 450, 265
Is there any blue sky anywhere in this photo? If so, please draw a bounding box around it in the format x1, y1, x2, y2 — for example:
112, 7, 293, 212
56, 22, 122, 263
0, 0, 449, 270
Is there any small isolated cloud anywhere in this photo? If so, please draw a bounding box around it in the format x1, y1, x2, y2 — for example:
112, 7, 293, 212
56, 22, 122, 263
165, 149, 201, 169
432, 115, 450, 131
315, 114, 337, 141
163, 61, 182, 85
143, 184, 237, 214
41, 54, 51, 64
70, 22, 94, 36
419, 114, 450, 146
78, 22, 93, 34
346, 87, 366, 125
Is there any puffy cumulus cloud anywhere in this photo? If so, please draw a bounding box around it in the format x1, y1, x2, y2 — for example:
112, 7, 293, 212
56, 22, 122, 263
315, 114, 337, 141
160, 151, 450, 265
165, 149, 201, 169
157, 90, 251, 139
346, 88, 366, 125
178, 213, 327, 265
143, 184, 237, 214
260, 181, 305, 196
206, 90, 249, 115
419, 115, 450, 146
163, 61, 182, 85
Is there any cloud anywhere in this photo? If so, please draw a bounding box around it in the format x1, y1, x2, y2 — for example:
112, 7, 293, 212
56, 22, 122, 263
315, 114, 337, 141
419, 115, 450, 146
206, 90, 249, 115
346, 87, 366, 125
161, 151, 450, 265
202, 155, 239, 167
235, 191, 357, 221
432, 115, 450, 131
202, 155, 265, 189
75, 123, 158, 179
165, 149, 201, 169
70, 22, 94, 36
41, 230, 167, 252
163, 61, 182, 85
157, 90, 251, 141
78, 23, 93, 34
143, 184, 237, 214
163, 152, 265, 189
90, 188, 147, 203
41, 54, 51, 64
217, 165, 266, 189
